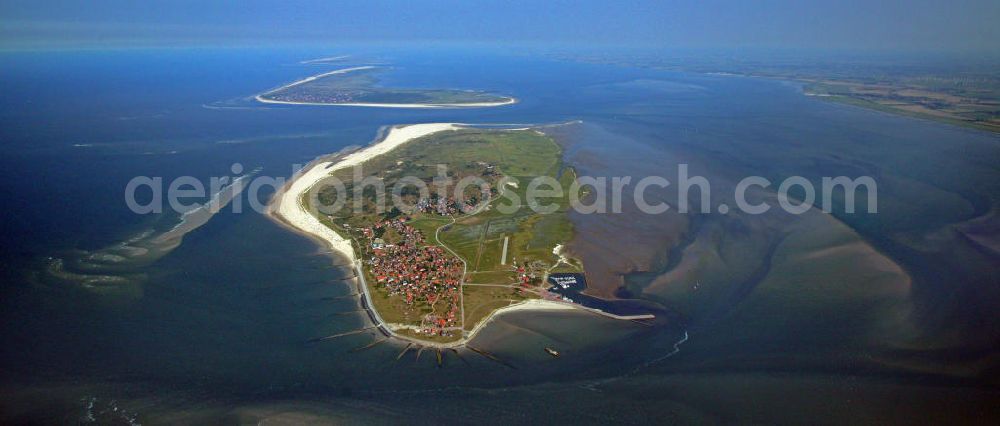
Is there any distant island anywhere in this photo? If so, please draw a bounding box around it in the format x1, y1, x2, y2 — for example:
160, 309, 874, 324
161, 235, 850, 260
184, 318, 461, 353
270, 124, 631, 346
256, 66, 516, 108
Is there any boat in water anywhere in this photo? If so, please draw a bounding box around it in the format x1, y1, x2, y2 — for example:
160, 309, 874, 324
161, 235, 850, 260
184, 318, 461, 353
544, 347, 560, 357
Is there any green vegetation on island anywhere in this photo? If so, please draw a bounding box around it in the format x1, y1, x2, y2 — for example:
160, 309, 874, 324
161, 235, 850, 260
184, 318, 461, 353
311, 128, 581, 343
802, 79, 1000, 132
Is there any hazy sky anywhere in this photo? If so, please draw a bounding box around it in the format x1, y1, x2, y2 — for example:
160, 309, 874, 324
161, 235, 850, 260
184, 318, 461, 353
2, 0, 999, 51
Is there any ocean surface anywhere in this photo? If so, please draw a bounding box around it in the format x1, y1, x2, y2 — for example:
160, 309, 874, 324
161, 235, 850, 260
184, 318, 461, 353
1, 46, 998, 424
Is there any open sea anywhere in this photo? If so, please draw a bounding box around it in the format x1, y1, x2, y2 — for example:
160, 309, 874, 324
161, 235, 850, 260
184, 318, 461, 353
1, 46, 999, 424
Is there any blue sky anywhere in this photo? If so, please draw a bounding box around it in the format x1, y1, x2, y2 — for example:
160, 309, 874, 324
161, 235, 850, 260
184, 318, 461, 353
2, 0, 999, 51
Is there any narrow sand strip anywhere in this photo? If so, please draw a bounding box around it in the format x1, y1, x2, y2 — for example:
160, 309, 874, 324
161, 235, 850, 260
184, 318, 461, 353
300, 55, 350, 64
464, 299, 578, 345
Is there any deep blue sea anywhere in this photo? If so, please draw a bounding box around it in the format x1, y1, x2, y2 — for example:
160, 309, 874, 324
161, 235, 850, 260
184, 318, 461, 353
2, 46, 999, 423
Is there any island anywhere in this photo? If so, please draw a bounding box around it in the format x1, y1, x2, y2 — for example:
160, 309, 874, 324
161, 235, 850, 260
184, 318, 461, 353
270, 123, 596, 346
256, 66, 516, 108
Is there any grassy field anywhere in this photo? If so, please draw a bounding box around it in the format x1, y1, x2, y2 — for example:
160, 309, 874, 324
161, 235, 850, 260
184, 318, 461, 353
461, 285, 529, 332
432, 130, 582, 276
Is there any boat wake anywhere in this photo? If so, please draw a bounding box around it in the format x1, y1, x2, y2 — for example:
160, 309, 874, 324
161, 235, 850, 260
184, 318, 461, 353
579, 330, 690, 391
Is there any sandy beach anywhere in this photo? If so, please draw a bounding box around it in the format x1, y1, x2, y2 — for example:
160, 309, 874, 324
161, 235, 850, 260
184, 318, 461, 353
463, 299, 579, 344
